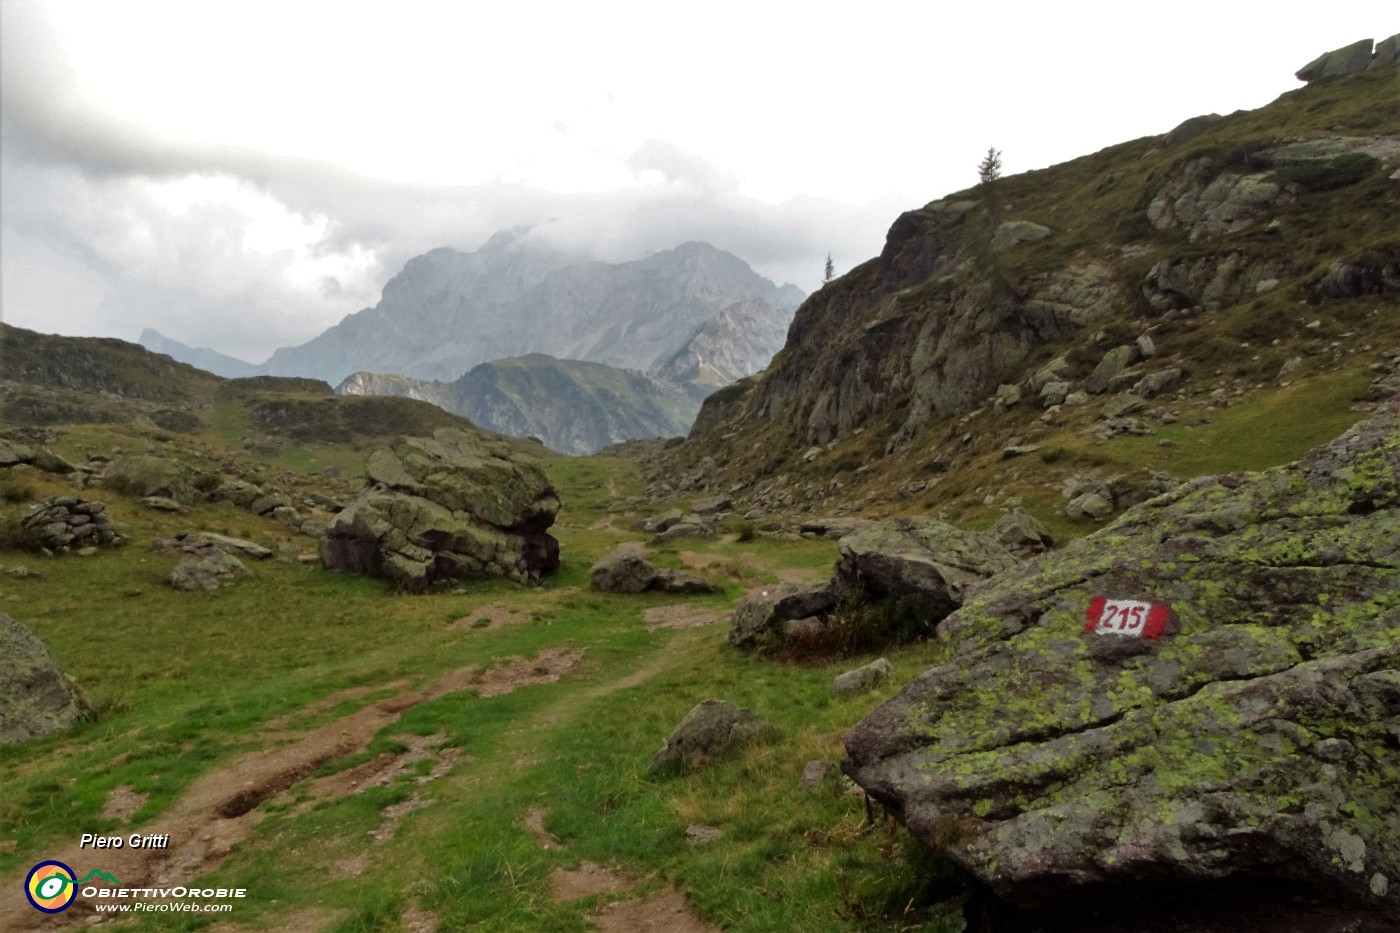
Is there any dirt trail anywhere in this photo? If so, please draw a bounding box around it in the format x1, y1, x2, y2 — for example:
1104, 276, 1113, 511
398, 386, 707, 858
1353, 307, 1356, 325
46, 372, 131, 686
2, 648, 582, 933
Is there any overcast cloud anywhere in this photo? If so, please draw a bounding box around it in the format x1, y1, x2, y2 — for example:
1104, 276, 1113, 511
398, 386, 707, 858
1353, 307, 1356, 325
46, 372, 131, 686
1, 1, 1394, 363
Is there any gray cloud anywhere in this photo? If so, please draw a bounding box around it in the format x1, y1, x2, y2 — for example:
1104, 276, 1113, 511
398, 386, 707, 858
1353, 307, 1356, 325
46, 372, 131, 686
0, 5, 903, 362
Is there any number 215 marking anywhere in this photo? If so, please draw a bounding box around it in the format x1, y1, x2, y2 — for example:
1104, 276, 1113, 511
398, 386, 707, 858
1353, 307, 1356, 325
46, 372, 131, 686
1084, 597, 1171, 639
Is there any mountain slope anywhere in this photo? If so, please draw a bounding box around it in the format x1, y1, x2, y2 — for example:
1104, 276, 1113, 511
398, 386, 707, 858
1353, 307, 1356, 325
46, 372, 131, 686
338, 355, 696, 456
652, 296, 795, 397
138, 329, 261, 379
645, 63, 1400, 532
261, 231, 803, 385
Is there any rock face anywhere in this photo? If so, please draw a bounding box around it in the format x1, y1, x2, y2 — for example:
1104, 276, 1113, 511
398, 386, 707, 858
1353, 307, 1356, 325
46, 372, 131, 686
0, 612, 91, 744
20, 498, 121, 552
834, 517, 1019, 610
320, 428, 560, 587
1296, 37, 1399, 82
652, 297, 797, 396
843, 404, 1400, 924
648, 699, 772, 778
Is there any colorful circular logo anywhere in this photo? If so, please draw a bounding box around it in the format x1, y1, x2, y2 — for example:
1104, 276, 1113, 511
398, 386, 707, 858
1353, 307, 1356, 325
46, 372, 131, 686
25, 860, 77, 913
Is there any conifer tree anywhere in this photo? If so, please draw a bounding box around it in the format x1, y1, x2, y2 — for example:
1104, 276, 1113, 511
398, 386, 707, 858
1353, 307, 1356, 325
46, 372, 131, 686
823, 253, 835, 283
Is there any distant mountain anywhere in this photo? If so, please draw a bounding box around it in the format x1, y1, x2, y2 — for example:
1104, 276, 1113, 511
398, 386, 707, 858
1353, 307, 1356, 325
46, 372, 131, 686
652, 297, 796, 397
337, 354, 696, 456
138, 329, 260, 379
262, 229, 804, 385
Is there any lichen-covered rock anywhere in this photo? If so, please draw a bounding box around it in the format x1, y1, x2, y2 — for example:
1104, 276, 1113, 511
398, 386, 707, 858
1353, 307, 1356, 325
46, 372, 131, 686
100, 455, 205, 502
320, 428, 560, 587
648, 699, 773, 777
990, 508, 1054, 556
1, 611, 91, 744
652, 515, 715, 543
834, 517, 1019, 610
729, 583, 837, 652
843, 401, 1400, 925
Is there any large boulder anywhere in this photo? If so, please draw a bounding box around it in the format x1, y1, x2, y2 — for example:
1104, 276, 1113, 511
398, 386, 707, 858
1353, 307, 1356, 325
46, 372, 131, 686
100, 454, 205, 502
728, 583, 837, 652
843, 402, 1400, 926
648, 699, 773, 778
320, 428, 560, 587
169, 545, 250, 591
834, 517, 1019, 613
1, 612, 91, 744
1296, 38, 1377, 82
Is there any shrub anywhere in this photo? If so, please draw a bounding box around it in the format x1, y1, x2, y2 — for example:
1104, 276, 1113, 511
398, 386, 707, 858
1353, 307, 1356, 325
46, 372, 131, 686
1278, 153, 1378, 192
735, 520, 757, 543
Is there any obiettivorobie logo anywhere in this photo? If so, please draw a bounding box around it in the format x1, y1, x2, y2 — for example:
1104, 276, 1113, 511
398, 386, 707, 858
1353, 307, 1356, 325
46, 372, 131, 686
24, 861, 122, 913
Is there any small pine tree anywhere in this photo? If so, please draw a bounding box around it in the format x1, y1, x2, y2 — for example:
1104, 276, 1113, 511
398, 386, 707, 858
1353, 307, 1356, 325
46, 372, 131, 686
978, 146, 1003, 186
823, 253, 835, 283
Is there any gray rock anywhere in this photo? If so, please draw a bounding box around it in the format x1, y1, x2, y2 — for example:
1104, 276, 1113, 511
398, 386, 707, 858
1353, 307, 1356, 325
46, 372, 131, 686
729, 583, 837, 652
685, 824, 722, 843
1039, 380, 1071, 407
991, 508, 1054, 555
0, 440, 35, 467
183, 533, 273, 560
20, 498, 120, 551
843, 402, 1400, 921
648, 699, 773, 778
1278, 357, 1303, 381
1084, 346, 1136, 395
210, 480, 264, 509
320, 428, 560, 588
800, 760, 840, 790
101, 455, 203, 502
1373, 34, 1399, 68
831, 658, 895, 697
0, 612, 91, 744
1102, 394, 1147, 419
690, 496, 732, 515
640, 509, 683, 533
31, 447, 76, 475
1063, 391, 1089, 406
798, 517, 873, 539
990, 221, 1051, 251
834, 517, 1020, 609
142, 496, 183, 512
1296, 38, 1376, 82
169, 546, 250, 591
1028, 357, 1071, 393
1135, 334, 1156, 359
993, 383, 1022, 414
1133, 368, 1183, 398
1065, 491, 1113, 520
653, 569, 719, 595
653, 517, 715, 543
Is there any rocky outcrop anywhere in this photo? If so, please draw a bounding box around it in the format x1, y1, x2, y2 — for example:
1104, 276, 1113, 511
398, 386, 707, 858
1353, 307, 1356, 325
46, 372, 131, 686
651, 297, 797, 395
1, 611, 91, 744
320, 428, 560, 587
648, 699, 773, 778
19, 497, 121, 552
589, 544, 717, 595
1296, 37, 1399, 82
843, 402, 1400, 924
1147, 159, 1293, 240
169, 546, 250, 591
100, 455, 208, 503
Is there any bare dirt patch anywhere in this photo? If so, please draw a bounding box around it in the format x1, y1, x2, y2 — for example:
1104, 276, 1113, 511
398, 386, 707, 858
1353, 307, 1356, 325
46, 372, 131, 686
400, 905, 438, 933
101, 784, 147, 823
643, 603, 727, 631
0, 648, 583, 933
548, 861, 636, 901
523, 805, 561, 850
449, 603, 530, 631
594, 888, 719, 932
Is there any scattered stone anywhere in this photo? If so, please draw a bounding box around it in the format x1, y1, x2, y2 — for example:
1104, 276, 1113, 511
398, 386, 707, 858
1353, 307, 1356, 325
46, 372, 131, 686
31, 447, 76, 475
1133, 367, 1183, 399
684, 824, 722, 844
653, 516, 715, 543
1063, 390, 1089, 406
1, 611, 92, 744
648, 699, 773, 778
169, 545, 250, 591
1102, 394, 1147, 419
800, 760, 840, 790
142, 496, 183, 512
320, 428, 560, 588
993, 383, 1022, 414
589, 544, 718, 595
1135, 334, 1156, 359
640, 509, 684, 533
182, 533, 273, 560
689, 496, 732, 515
1278, 356, 1304, 381
831, 658, 895, 697
100, 454, 204, 502
991, 508, 1054, 555
1039, 380, 1071, 407
1065, 491, 1113, 520
1085, 346, 1136, 394
798, 517, 873, 539
0, 440, 35, 468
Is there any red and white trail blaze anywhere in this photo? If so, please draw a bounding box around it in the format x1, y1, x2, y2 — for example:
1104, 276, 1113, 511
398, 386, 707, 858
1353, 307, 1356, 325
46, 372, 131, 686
1084, 596, 1173, 639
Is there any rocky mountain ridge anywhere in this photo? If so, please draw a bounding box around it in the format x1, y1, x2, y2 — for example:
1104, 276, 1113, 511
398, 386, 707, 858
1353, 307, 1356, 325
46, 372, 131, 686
337, 354, 696, 456
258, 232, 802, 385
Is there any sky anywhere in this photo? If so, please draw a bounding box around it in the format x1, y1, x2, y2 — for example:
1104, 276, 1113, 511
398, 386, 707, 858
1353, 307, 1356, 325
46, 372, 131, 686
1, 1, 1395, 364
